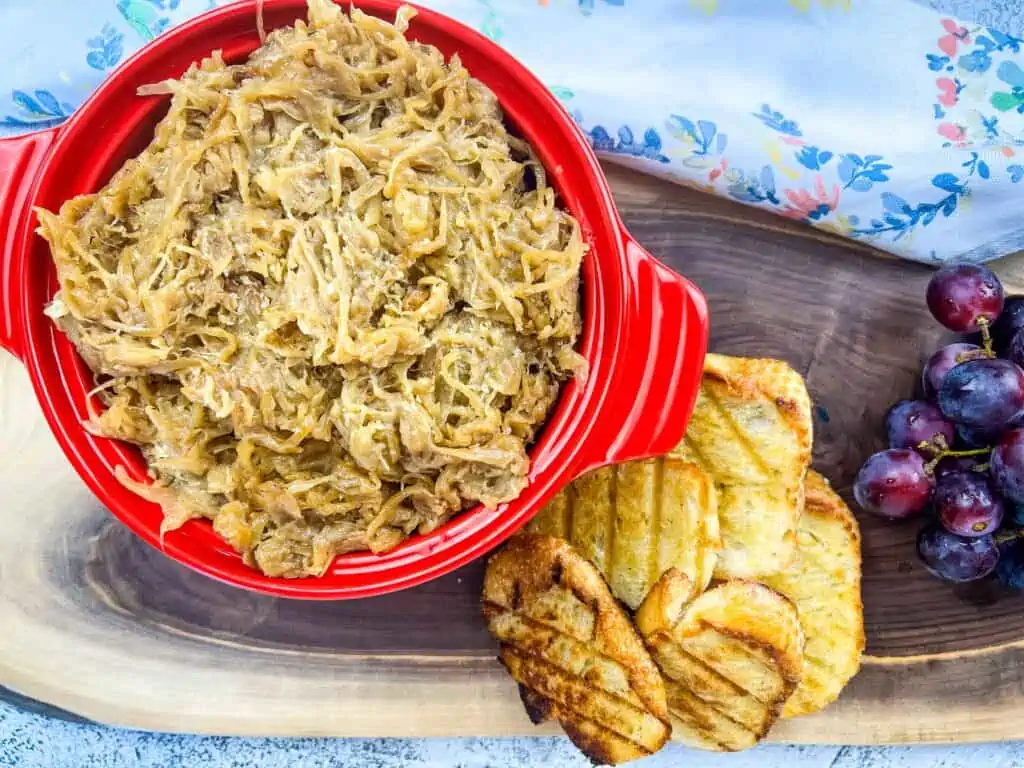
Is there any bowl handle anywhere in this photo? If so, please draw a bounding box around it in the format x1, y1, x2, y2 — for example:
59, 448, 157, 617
0, 126, 61, 360
575, 236, 708, 476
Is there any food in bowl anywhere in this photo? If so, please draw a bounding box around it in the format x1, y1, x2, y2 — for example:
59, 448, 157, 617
36, 0, 586, 578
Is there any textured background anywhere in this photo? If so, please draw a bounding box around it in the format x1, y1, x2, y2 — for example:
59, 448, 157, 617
3, 0, 1024, 765
925, 0, 1022, 34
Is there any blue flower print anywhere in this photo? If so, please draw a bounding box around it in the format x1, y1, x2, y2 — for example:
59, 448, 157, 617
1009, 164, 1024, 183
727, 165, 779, 205
991, 61, 1024, 113
622, 126, 670, 162
854, 152, 997, 242
961, 151, 990, 179
577, 0, 625, 16
959, 48, 991, 73
854, 172, 970, 240
988, 28, 1023, 53
585, 124, 669, 162
116, 0, 171, 41
927, 54, 951, 72
665, 115, 726, 157
837, 154, 892, 191
752, 104, 802, 137
588, 125, 615, 152
959, 29, 1024, 75
86, 24, 125, 71
795, 146, 833, 171
0, 89, 74, 128
981, 115, 1000, 138
477, 0, 502, 42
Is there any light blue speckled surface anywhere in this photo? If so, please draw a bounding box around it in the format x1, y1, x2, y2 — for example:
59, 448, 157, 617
926, 0, 1024, 35
3, 0, 1024, 765
4, 702, 1023, 768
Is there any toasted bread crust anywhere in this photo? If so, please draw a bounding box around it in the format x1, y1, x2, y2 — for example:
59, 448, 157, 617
764, 471, 864, 718
701, 354, 813, 449
483, 534, 671, 765
637, 572, 804, 752
529, 457, 720, 609
682, 353, 812, 579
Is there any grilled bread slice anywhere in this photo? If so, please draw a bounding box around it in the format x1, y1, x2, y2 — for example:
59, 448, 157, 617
680, 353, 812, 579
635, 571, 804, 751
483, 534, 671, 765
529, 453, 720, 609
763, 471, 864, 717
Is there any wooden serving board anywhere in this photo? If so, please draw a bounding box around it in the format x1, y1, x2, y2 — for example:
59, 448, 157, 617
5, 164, 1024, 745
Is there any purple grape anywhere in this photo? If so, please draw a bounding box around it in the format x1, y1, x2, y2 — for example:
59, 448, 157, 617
926, 263, 1004, 332
934, 471, 1004, 537
921, 343, 981, 401
955, 424, 1001, 450
917, 524, 999, 582
938, 358, 1024, 430
1005, 329, 1024, 370
853, 449, 933, 519
996, 539, 1024, 589
992, 295, 1024, 353
885, 400, 954, 452
934, 455, 987, 478
991, 428, 1024, 504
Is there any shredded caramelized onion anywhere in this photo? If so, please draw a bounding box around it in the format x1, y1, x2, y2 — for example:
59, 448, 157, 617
38, 0, 586, 578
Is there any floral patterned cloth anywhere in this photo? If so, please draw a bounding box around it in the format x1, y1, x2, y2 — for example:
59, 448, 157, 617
3, 0, 1024, 263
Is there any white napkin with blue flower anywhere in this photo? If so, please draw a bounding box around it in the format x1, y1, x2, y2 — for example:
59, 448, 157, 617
2, 0, 1023, 264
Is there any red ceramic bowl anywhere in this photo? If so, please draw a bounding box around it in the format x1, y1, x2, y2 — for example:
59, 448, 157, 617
0, 0, 707, 599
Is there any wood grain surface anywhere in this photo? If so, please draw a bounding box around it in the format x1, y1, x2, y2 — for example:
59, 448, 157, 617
5, 163, 1024, 744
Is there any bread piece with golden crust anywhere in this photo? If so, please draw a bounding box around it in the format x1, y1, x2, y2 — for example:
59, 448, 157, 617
636, 571, 804, 751
529, 454, 720, 609
483, 534, 671, 765
763, 471, 864, 717
680, 353, 812, 579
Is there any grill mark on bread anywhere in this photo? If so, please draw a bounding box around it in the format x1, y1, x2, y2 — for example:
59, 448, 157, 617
483, 535, 671, 763
666, 704, 731, 752
529, 456, 719, 610
635, 576, 804, 752
702, 387, 773, 480
672, 645, 772, 707
763, 470, 863, 718
605, 467, 618, 578
550, 557, 564, 587
648, 457, 664, 591
559, 718, 660, 764
502, 646, 661, 730
680, 435, 714, 477
563, 482, 576, 539
666, 677, 759, 734
666, 685, 759, 750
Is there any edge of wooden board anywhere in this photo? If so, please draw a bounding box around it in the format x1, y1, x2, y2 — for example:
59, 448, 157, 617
1, 650, 1022, 745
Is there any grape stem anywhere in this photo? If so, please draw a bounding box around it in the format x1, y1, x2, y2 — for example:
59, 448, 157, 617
956, 348, 991, 364
918, 434, 991, 475
953, 319, 995, 363
996, 528, 1023, 545
977, 316, 996, 358
932, 447, 991, 458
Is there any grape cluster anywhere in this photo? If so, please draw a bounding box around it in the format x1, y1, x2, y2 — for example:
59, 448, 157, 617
854, 263, 1024, 585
